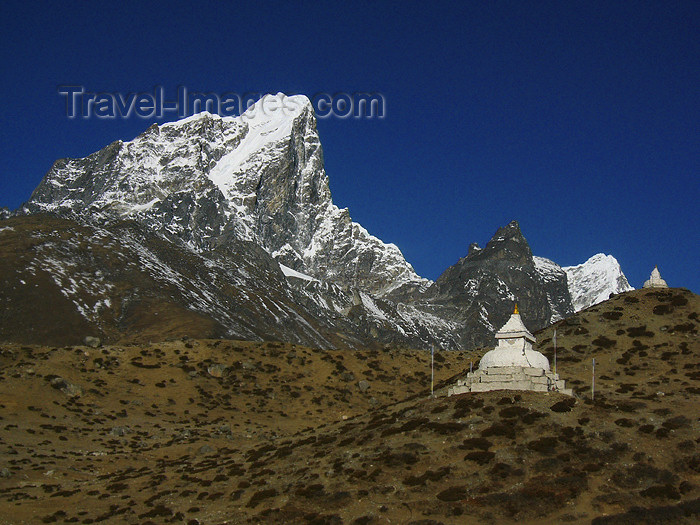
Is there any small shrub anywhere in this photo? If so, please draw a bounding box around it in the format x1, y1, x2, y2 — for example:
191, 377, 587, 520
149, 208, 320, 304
246, 488, 278, 508
638, 424, 655, 434
653, 304, 674, 315
603, 311, 623, 320
610, 464, 677, 489
424, 421, 467, 435
490, 462, 522, 479
403, 466, 450, 486
481, 422, 515, 439
499, 406, 529, 419
662, 416, 690, 430
592, 336, 616, 348
640, 484, 680, 500
670, 295, 688, 306
379, 452, 418, 467
527, 437, 558, 454
550, 399, 576, 413
437, 486, 467, 502
626, 325, 654, 337
464, 451, 495, 465
671, 322, 696, 333
459, 437, 492, 451
296, 483, 325, 498
522, 411, 547, 424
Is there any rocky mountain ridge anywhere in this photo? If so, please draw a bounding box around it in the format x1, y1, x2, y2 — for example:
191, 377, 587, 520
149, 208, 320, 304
6, 93, 633, 349
0, 215, 459, 350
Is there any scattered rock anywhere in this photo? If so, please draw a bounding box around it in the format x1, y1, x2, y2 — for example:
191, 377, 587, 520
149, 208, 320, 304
111, 426, 131, 437
358, 380, 370, 392
83, 336, 102, 348
207, 364, 227, 378
49, 377, 83, 397
340, 371, 356, 382
197, 444, 216, 455
175, 429, 192, 441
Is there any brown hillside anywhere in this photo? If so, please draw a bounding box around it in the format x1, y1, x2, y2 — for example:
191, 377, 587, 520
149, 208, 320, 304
0, 288, 697, 524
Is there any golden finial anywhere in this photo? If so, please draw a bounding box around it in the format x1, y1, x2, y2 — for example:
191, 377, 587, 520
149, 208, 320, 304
514, 303, 519, 315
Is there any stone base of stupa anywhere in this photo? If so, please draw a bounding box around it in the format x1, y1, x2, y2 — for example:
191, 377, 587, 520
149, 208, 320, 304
447, 366, 573, 396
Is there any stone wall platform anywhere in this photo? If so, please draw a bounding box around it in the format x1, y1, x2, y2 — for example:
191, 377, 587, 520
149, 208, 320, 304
448, 366, 573, 396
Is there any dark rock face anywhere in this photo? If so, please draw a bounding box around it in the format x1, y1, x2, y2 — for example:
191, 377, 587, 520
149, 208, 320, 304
0, 215, 458, 349
419, 221, 573, 349
0, 207, 11, 220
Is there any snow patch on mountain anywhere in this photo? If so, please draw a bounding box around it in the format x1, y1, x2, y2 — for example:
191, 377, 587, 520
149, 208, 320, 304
564, 253, 633, 311
26, 235, 116, 322
279, 263, 318, 282
205, 96, 306, 196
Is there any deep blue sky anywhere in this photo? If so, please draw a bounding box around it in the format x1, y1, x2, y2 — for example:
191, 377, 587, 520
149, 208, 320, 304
1, 1, 698, 292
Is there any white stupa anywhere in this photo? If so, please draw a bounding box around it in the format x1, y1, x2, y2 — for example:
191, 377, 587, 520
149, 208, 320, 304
448, 304, 572, 396
643, 266, 668, 288
479, 304, 550, 370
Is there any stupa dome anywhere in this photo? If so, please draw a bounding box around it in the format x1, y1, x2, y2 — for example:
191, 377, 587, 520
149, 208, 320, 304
479, 346, 551, 370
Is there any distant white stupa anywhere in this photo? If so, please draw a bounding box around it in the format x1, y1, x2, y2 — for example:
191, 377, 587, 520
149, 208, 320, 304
448, 304, 572, 396
643, 266, 668, 288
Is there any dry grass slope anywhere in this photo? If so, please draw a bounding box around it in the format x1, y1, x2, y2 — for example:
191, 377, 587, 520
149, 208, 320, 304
0, 288, 697, 524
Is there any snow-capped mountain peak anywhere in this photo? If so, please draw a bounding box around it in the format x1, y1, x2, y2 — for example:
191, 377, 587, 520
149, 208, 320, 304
564, 253, 633, 311
25, 92, 421, 295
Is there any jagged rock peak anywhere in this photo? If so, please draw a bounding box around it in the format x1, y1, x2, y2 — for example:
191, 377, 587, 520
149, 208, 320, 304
471, 220, 532, 263
163, 93, 314, 130
427, 220, 573, 349
491, 219, 523, 240
468, 242, 481, 256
